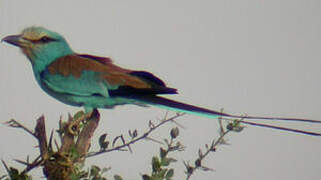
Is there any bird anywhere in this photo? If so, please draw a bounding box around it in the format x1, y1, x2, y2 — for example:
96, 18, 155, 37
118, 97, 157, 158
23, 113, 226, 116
2, 26, 321, 136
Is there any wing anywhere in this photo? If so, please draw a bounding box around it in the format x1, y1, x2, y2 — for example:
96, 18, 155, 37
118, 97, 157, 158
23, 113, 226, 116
41, 54, 177, 98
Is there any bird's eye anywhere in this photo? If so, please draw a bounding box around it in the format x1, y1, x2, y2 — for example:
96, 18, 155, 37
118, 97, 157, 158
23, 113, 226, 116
40, 36, 50, 42
39, 36, 55, 43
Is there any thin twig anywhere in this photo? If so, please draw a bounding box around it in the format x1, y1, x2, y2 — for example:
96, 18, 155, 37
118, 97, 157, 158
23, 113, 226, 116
22, 155, 42, 174
87, 113, 184, 157
185, 118, 232, 180
5, 119, 36, 138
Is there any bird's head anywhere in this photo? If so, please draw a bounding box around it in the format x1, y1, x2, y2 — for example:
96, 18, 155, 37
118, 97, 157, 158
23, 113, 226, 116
2, 27, 73, 69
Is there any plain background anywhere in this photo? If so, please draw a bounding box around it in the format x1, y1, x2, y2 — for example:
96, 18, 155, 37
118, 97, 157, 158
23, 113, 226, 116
0, 0, 320, 179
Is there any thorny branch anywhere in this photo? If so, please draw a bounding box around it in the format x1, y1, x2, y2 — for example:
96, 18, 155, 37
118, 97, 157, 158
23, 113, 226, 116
184, 117, 243, 180
4, 118, 44, 174
3, 111, 262, 179
3, 110, 101, 179
87, 112, 185, 157
2, 111, 185, 179
5, 119, 37, 138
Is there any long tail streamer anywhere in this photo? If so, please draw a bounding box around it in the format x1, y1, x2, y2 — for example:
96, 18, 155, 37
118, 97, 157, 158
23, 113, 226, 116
132, 95, 321, 136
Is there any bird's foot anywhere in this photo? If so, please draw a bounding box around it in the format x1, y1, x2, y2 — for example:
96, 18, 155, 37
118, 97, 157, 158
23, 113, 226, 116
68, 109, 99, 135
68, 111, 88, 135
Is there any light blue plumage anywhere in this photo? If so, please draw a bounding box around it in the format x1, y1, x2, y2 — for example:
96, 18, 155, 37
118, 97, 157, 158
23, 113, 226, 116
3, 26, 321, 136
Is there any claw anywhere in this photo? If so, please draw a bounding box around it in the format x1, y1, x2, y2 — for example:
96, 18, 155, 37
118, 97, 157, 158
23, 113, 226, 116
67, 109, 100, 135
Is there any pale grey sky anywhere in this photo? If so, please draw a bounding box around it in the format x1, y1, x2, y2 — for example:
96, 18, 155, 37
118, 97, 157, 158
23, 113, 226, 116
0, 0, 320, 179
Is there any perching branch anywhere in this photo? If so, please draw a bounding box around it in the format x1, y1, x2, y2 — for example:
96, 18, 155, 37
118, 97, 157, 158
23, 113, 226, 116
3, 109, 101, 180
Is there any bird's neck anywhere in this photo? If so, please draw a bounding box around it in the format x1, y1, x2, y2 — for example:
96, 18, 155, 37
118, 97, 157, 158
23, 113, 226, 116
31, 49, 74, 74
32, 57, 53, 74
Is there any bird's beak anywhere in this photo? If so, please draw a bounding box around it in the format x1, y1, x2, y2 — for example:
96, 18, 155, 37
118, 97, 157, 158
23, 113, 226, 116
2, 35, 24, 47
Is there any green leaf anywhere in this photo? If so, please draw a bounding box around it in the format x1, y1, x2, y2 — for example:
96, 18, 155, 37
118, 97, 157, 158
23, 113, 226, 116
114, 174, 123, 180
77, 171, 88, 178
232, 125, 245, 132
9, 167, 19, 177
69, 146, 80, 160
73, 111, 85, 120
160, 148, 167, 159
101, 167, 111, 174
99, 134, 109, 150
90, 165, 101, 177
142, 174, 151, 180
152, 157, 161, 173
170, 127, 179, 139
161, 158, 177, 166
5, 167, 31, 180
165, 169, 174, 179
195, 159, 201, 167
158, 169, 167, 178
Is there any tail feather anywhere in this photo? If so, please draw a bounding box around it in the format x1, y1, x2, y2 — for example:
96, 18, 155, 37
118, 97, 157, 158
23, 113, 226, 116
132, 95, 321, 136
132, 95, 231, 117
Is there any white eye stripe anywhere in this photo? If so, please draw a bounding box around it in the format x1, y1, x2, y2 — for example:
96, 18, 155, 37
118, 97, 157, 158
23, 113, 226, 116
23, 36, 57, 43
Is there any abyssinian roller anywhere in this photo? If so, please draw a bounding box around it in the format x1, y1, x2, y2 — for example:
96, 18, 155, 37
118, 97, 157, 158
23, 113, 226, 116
2, 27, 321, 136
